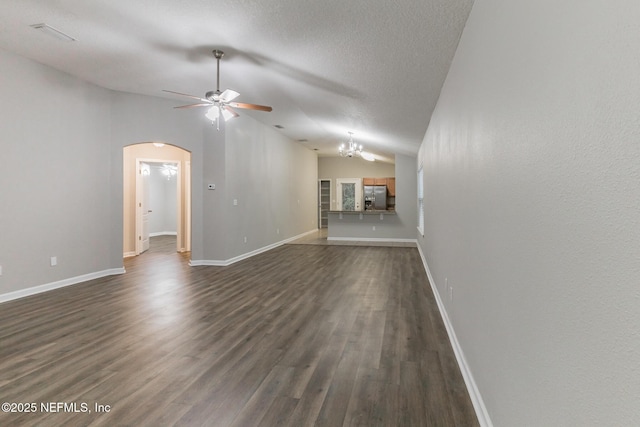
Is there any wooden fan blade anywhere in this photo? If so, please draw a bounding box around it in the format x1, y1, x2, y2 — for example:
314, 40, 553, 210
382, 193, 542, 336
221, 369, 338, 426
174, 103, 212, 109
163, 90, 208, 102
228, 102, 273, 112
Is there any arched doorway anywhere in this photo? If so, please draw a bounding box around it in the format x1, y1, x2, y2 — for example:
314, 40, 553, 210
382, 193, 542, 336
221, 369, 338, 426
123, 143, 192, 257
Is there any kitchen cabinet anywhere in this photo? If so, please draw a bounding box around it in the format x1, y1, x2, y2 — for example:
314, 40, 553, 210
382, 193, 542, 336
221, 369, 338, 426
374, 177, 387, 185
362, 176, 396, 211
363, 177, 395, 196
386, 178, 396, 196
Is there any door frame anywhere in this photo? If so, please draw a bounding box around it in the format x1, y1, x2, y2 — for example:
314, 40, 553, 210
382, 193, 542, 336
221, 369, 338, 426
318, 179, 332, 228
136, 161, 151, 254
135, 157, 183, 255
184, 160, 191, 253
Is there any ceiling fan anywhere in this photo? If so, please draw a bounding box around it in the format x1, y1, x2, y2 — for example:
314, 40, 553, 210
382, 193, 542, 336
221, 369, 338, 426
163, 50, 272, 129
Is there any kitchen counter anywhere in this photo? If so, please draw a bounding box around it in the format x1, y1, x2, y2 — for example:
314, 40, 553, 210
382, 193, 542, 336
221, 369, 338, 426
329, 210, 396, 215
327, 209, 414, 242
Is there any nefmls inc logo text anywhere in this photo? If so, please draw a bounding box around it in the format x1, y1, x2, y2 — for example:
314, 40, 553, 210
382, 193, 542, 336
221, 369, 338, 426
41, 402, 90, 413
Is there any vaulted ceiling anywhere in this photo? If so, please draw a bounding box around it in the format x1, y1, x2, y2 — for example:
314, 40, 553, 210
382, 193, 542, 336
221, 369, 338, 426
0, 0, 474, 161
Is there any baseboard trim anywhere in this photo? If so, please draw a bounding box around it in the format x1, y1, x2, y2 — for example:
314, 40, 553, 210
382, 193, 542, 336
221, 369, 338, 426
149, 231, 177, 237
123, 251, 137, 258
416, 243, 493, 427
0, 268, 126, 304
327, 237, 417, 244
190, 229, 318, 267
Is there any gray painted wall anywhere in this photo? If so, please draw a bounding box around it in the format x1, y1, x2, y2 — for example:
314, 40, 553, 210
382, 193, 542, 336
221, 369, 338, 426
0, 49, 113, 293
110, 91, 205, 264
0, 47, 317, 297
418, 1, 640, 425
199, 115, 318, 262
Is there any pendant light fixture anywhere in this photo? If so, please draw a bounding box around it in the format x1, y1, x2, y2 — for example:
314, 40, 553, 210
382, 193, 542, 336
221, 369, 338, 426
338, 132, 363, 158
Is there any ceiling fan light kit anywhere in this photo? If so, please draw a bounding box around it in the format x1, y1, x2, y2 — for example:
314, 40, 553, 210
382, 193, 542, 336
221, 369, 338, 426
164, 49, 272, 130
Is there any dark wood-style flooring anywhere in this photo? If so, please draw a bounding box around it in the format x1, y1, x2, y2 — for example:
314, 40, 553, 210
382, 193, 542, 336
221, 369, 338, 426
0, 235, 478, 426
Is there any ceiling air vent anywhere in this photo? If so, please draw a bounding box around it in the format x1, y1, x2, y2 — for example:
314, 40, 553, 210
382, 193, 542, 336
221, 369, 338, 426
30, 23, 76, 42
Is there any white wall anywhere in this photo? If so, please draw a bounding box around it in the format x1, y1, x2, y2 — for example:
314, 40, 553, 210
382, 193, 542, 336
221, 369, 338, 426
418, 1, 640, 425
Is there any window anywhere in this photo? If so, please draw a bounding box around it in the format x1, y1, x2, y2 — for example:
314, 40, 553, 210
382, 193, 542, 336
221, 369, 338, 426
417, 166, 424, 235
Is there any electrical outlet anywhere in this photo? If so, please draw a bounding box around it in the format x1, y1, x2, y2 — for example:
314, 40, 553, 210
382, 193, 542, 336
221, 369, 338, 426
276, 228, 280, 234
0, 265, 3, 276
243, 236, 247, 243
372, 226, 376, 231
449, 286, 453, 301
233, 199, 238, 206
50, 256, 57, 267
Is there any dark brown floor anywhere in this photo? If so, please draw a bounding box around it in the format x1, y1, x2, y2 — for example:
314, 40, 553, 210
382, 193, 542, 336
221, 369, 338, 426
0, 236, 478, 426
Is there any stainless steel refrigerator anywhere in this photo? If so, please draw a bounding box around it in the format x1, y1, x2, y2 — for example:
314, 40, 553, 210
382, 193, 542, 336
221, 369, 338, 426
363, 185, 387, 210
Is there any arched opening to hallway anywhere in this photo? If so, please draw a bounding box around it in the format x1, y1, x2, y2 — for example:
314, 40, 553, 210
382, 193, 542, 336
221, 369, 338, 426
123, 142, 192, 258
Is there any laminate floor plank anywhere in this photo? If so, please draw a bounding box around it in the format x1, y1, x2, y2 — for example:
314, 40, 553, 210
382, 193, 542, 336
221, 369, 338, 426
0, 236, 478, 426
256, 395, 299, 426
228, 364, 295, 427
342, 368, 386, 427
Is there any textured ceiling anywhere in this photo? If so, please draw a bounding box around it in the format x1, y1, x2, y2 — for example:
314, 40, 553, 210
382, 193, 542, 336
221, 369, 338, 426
0, 0, 474, 162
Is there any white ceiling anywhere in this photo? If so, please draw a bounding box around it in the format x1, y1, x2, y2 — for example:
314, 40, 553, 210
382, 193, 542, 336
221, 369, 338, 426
0, 0, 474, 162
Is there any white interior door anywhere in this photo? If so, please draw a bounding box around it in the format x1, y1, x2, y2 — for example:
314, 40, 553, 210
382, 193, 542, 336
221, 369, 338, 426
137, 161, 151, 254
336, 178, 362, 211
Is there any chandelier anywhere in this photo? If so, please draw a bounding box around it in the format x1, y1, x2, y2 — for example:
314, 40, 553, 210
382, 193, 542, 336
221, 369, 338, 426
338, 132, 363, 158
161, 164, 178, 180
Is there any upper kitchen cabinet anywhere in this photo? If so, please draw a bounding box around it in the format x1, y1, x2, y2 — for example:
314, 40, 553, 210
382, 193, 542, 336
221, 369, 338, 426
387, 178, 396, 196
374, 177, 387, 186
363, 177, 395, 195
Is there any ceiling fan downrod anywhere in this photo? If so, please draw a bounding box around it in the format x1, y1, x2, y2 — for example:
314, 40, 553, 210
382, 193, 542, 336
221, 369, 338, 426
213, 49, 224, 94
